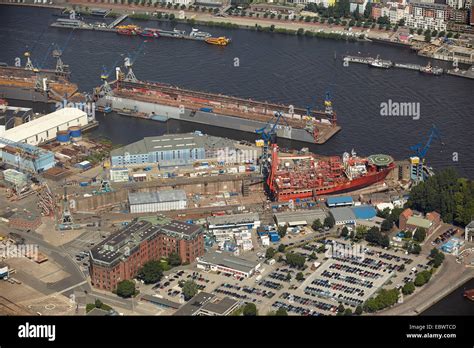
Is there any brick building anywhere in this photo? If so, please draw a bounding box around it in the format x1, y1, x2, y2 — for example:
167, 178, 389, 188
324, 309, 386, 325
89, 219, 204, 291
399, 208, 441, 235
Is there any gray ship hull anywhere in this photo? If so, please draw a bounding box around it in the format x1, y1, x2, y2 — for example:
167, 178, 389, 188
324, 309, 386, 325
0, 85, 49, 103
97, 95, 316, 143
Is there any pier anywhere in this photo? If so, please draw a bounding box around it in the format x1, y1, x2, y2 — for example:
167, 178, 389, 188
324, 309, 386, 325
446, 66, 474, 80
108, 14, 128, 29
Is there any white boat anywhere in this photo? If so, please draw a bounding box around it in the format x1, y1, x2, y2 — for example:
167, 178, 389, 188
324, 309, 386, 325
189, 28, 212, 40
369, 55, 392, 69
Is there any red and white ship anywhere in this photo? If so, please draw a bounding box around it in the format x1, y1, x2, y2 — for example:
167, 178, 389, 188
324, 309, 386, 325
267, 145, 395, 201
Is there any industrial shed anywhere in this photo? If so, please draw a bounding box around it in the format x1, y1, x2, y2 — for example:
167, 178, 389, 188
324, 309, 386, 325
2, 108, 88, 146
274, 209, 327, 226
128, 190, 187, 213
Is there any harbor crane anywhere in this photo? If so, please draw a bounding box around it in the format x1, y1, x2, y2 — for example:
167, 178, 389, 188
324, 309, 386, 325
53, 29, 74, 76
409, 124, 442, 182
255, 111, 289, 174
123, 40, 147, 82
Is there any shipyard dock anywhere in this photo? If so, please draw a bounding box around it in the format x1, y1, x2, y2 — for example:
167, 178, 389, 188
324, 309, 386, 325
94, 72, 341, 144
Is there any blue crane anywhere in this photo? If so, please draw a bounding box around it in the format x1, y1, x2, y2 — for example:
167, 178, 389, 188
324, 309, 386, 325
255, 111, 289, 146
410, 124, 441, 160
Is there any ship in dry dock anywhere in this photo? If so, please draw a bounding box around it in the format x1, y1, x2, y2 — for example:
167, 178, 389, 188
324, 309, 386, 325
267, 145, 395, 201
93, 64, 341, 144
0, 52, 84, 103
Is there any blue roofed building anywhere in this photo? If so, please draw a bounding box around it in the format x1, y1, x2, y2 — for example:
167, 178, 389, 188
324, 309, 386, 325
351, 205, 377, 220
326, 196, 354, 208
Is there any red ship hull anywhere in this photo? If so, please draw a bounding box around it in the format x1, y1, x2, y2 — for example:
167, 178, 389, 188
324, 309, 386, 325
464, 289, 474, 301
272, 164, 394, 202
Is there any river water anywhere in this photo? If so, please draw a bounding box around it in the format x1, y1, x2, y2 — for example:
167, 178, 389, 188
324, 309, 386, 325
421, 277, 474, 316
0, 5, 473, 178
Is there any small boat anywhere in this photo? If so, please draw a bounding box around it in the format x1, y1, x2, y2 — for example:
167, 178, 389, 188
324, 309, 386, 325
117, 28, 139, 36
189, 28, 212, 40
205, 37, 231, 46
419, 62, 443, 75
369, 55, 392, 69
139, 29, 159, 38
463, 289, 474, 301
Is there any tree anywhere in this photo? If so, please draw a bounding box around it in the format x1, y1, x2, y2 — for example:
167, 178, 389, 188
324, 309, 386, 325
297, 28, 305, 36
381, 219, 392, 232
344, 308, 353, 316
182, 280, 198, 300
408, 242, 421, 255
285, 252, 306, 269
169, 13, 175, 21
398, 18, 405, 27
414, 270, 432, 287
117, 280, 135, 298
278, 225, 288, 238
355, 305, 363, 315
413, 228, 426, 243
168, 252, 182, 267
417, 28, 423, 35
324, 214, 335, 229
341, 226, 349, 237
275, 307, 288, 316
363, 2, 372, 19
402, 282, 415, 295
296, 272, 304, 281
138, 260, 163, 284
312, 219, 323, 231
243, 303, 258, 316
424, 32, 431, 43
337, 303, 345, 313
95, 299, 103, 308
286, 273, 292, 281
266, 247, 276, 259
405, 231, 413, 239
278, 244, 286, 253
430, 248, 445, 268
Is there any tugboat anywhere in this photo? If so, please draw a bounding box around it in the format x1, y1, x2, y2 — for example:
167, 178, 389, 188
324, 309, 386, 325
369, 55, 392, 69
205, 37, 231, 46
419, 61, 443, 75
463, 289, 474, 301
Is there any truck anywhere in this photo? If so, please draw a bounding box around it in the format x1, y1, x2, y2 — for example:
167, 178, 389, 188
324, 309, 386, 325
199, 107, 213, 113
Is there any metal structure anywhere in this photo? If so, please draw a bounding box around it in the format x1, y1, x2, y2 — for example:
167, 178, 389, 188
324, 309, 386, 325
409, 125, 441, 183
60, 185, 74, 225
0, 137, 40, 173
24, 52, 34, 70
123, 40, 147, 83
37, 183, 55, 217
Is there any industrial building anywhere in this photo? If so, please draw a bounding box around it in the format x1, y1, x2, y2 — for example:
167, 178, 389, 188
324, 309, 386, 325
128, 190, 187, 213
0, 138, 55, 173
207, 212, 260, 230
274, 209, 327, 227
330, 205, 378, 226
465, 221, 474, 242
174, 292, 240, 316
326, 196, 354, 208
110, 132, 259, 168
197, 250, 260, 278
1, 108, 88, 146
399, 208, 441, 235
90, 218, 204, 291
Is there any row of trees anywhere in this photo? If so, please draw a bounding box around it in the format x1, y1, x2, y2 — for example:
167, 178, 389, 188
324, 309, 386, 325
408, 168, 474, 227
363, 288, 399, 312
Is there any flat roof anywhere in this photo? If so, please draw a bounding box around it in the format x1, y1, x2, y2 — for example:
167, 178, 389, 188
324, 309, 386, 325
174, 292, 214, 316
207, 212, 259, 226
352, 205, 377, 220
201, 296, 239, 315
110, 133, 239, 157
330, 207, 356, 222
274, 209, 326, 225
3, 108, 87, 143
198, 250, 259, 274
406, 216, 432, 229
141, 295, 181, 309
128, 190, 187, 205
327, 196, 354, 205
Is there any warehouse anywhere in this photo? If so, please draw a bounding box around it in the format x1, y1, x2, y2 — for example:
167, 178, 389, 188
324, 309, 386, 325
110, 132, 260, 168
197, 250, 261, 278
128, 190, 187, 213
2, 108, 88, 146
110, 168, 129, 183
207, 212, 260, 230
326, 196, 354, 207
274, 209, 327, 227
330, 207, 357, 226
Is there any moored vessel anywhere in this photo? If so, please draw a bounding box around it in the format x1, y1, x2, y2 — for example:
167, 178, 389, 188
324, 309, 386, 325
267, 146, 395, 201
205, 37, 231, 46
463, 289, 474, 301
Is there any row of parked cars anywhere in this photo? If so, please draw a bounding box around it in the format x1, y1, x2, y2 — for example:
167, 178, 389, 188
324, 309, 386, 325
305, 286, 364, 307
322, 270, 373, 289
268, 272, 290, 282
272, 301, 319, 316
312, 277, 365, 297
329, 262, 381, 280
432, 228, 458, 246
280, 292, 337, 313
214, 288, 261, 304
257, 280, 283, 290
